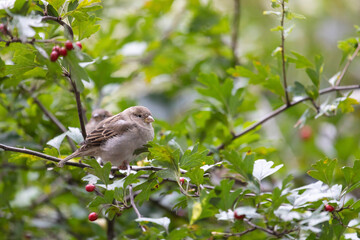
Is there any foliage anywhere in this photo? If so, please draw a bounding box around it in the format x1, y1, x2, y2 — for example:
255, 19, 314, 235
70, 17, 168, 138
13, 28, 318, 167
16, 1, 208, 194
1, 0, 360, 239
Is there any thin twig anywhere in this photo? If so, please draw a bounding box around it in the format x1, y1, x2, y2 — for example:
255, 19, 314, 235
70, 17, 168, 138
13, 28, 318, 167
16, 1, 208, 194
208, 84, 360, 155
212, 227, 256, 238
335, 43, 360, 86
32, 96, 77, 151
280, 0, 290, 105
0, 143, 89, 168
41, 16, 74, 40
310, 99, 320, 114
130, 166, 187, 174
244, 219, 274, 235
129, 184, 146, 232
0, 38, 64, 45
65, 71, 87, 139
231, 0, 241, 66
19, 85, 77, 151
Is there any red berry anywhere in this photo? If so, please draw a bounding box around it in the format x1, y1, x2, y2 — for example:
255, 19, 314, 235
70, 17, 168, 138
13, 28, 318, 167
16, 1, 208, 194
325, 205, 335, 212
85, 184, 95, 192
59, 47, 67, 56
52, 45, 60, 53
50, 51, 59, 62
300, 125, 312, 141
88, 212, 98, 221
0, 24, 6, 34
179, 177, 185, 184
76, 41, 82, 49
65, 40, 73, 50
234, 211, 245, 220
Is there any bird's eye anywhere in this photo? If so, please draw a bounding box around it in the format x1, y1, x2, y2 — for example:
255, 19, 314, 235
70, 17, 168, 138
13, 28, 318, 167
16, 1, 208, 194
137, 114, 142, 118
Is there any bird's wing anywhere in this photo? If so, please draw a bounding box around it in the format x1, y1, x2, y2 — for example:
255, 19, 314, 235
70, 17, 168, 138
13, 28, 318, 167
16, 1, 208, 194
84, 114, 135, 147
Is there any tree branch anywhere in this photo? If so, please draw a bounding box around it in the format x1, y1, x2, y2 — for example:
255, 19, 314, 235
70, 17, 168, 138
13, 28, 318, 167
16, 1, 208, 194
106, 217, 115, 240
209, 84, 360, 155
0, 38, 65, 46
33, 96, 77, 151
212, 227, 256, 237
129, 184, 146, 232
335, 42, 360, 86
19, 84, 77, 151
41, 16, 74, 40
0, 143, 89, 168
280, 0, 290, 105
64, 71, 87, 139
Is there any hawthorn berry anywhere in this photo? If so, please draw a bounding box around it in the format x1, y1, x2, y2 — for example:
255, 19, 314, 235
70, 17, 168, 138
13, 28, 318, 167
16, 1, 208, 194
179, 177, 185, 184
65, 40, 73, 50
52, 45, 60, 53
88, 212, 98, 221
300, 125, 312, 141
85, 184, 95, 192
234, 211, 245, 220
0, 23, 6, 34
324, 204, 335, 212
75, 41, 82, 49
59, 47, 67, 56
50, 51, 59, 62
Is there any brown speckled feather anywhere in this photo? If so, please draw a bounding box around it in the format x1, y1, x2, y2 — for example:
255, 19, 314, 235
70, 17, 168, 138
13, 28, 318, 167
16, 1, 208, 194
82, 113, 135, 148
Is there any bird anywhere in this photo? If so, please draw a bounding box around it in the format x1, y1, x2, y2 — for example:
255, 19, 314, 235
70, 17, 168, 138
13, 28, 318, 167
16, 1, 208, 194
86, 109, 112, 134
58, 106, 154, 168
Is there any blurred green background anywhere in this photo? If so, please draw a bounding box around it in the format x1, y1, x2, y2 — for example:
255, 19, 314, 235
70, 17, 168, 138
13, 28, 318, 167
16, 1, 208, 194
1, 0, 360, 239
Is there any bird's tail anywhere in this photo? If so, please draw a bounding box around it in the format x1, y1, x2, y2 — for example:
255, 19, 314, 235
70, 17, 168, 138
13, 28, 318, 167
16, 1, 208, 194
58, 151, 82, 167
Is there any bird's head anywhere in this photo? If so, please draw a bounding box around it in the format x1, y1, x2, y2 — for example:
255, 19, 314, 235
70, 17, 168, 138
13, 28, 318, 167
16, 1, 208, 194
128, 106, 154, 125
91, 109, 112, 122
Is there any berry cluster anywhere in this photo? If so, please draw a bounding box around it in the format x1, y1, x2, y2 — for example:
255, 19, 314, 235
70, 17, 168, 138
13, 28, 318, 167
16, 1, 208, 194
50, 40, 82, 62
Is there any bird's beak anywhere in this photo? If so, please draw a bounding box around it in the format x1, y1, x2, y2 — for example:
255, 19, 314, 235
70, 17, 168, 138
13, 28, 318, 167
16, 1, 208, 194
93, 113, 99, 118
145, 116, 154, 123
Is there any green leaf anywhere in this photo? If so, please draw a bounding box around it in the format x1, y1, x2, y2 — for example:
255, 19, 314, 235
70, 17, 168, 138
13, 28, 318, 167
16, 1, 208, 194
105, 206, 121, 220
134, 174, 158, 206
84, 159, 111, 186
149, 142, 180, 173
88, 196, 106, 208
288, 52, 313, 69
223, 150, 254, 181
103, 190, 114, 203
342, 160, 360, 194
188, 199, 202, 225
179, 143, 213, 170
123, 171, 145, 189
306, 68, 319, 88
46, 132, 67, 152
338, 97, 359, 113
135, 217, 170, 233
47, 0, 65, 10
66, 127, 84, 144
307, 158, 337, 185
185, 167, 204, 186
214, 180, 243, 210
72, 15, 101, 40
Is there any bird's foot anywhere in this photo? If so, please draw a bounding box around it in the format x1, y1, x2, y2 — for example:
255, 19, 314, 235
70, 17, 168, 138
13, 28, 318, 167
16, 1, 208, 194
118, 162, 128, 170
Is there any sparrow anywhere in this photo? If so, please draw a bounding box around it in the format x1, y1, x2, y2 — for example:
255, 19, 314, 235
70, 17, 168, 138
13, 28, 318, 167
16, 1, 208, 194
86, 109, 112, 134
58, 106, 154, 168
